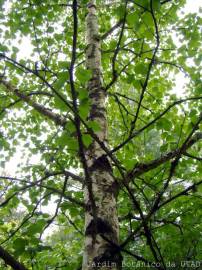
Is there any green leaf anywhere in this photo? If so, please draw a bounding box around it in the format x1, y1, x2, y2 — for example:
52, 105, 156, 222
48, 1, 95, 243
54, 96, 67, 111
82, 134, 93, 147
125, 159, 137, 170
78, 89, 88, 100
13, 238, 28, 255
0, 44, 8, 52
37, 245, 53, 252
54, 72, 69, 89
135, 0, 149, 8
27, 219, 47, 235
142, 13, 154, 27
152, 0, 161, 11
135, 63, 148, 75
56, 132, 69, 147
127, 13, 139, 27
1, 0, 202, 265
58, 61, 69, 70
56, 131, 78, 150
54, 33, 63, 41
47, 26, 54, 33
88, 121, 101, 132
75, 68, 92, 83
157, 118, 173, 131
79, 101, 90, 119
65, 121, 76, 133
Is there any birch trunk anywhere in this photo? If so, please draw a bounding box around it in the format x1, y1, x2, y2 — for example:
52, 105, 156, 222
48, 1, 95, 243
82, 1, 121, 269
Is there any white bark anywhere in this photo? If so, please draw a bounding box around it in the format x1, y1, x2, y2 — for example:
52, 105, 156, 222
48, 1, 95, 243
82, 1, 121, 270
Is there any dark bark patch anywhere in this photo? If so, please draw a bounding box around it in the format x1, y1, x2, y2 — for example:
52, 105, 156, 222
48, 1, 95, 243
85, 218, 113, 236
89, 155, 112, 173
92, 245, 123, 269
105, 181, 119, 197
89, 87, 105, 98
85, 201, 92, 212
90, 111, 106, 120
89, 104, 106, 119
88, 79, 102, 91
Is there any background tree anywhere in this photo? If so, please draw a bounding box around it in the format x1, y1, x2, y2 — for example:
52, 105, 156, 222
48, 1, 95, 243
0, 0, 201, 269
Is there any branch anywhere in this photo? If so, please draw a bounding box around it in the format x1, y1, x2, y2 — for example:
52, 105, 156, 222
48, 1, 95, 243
22, 3, 75, 10
100, 0, 173, 41
40, 176, 69, 237
105, 3, 128, 90
109, 92, 153, 113
0, 170, 83, 184
101, 19, 124, 40
129, 0, 160, 134
183, 152, 202, 162
0, 54, 71, 111
0, 246, 28, 270
62, 211, 84, 235
0, 91, 54, 117
160, 0, 172, 4
38, 183, 85, 207
111, 96, 202, 154
120, 178, 202, 250
100, 234, 164, 270
0, 54, 124, 176
0, 172, 84, 208
159, 179, 202, 209
0, 79, 66, 126
1, 192, 52, 245
127, 132, 202, 182
149, 114, 202, 216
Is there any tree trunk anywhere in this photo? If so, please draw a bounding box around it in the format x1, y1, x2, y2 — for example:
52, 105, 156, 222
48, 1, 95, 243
82, 1, 121, 270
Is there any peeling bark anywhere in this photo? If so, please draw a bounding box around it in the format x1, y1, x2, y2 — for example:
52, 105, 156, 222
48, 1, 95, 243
82, 1, 121, 270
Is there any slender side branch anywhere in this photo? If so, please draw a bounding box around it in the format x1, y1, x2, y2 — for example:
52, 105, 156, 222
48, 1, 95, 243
129, 0, 160, 134
101, 19, 124, 40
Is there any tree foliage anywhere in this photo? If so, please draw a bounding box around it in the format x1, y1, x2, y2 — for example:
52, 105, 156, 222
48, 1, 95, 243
0, 0, 201, 269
